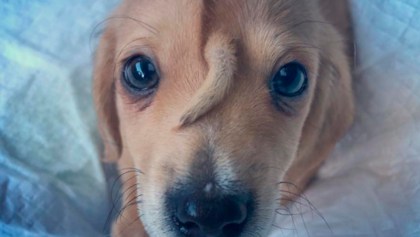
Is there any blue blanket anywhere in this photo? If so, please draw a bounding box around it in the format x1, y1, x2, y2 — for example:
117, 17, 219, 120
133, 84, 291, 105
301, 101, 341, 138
0, 1, 118, 236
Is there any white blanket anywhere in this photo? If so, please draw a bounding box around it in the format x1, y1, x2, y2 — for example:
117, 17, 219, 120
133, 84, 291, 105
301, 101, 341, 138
1, 0, 419, 236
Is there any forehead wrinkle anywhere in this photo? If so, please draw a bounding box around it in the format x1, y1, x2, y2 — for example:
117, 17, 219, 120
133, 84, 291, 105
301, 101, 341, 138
179, 33, 237, 127
113, 15, 159, 35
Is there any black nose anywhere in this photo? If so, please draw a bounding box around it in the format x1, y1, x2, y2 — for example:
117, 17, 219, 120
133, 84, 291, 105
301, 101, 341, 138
168, 190, 252, 237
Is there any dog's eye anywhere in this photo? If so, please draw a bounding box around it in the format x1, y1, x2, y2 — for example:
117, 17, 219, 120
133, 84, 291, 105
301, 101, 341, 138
270, 62, 308, 97
123, 56, 159, 92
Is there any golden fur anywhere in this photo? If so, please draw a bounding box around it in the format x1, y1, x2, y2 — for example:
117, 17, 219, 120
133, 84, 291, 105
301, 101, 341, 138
93, 0, 354, 236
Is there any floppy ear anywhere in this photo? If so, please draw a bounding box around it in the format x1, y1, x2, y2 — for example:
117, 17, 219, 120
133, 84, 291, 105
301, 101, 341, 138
282, 5, 354, 195
93, 26, 122, 162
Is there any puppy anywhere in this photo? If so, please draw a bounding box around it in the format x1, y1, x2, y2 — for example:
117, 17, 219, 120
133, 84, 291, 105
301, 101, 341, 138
94, 0, 354, 236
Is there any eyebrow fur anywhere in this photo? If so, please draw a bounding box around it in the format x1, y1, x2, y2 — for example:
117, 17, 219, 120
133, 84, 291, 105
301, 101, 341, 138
179, 33, 236, 127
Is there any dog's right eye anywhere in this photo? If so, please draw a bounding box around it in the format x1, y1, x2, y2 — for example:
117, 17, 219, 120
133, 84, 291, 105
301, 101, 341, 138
122, 55, 159, 94
270, 62, 308, 98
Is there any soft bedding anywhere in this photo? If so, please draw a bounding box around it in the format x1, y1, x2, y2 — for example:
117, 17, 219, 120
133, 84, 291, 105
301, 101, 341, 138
0, 0, 419, 237
0, 1, 119, 236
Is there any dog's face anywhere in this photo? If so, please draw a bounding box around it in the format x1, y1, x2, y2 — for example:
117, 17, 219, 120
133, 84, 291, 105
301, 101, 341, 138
94, 0, 353, 236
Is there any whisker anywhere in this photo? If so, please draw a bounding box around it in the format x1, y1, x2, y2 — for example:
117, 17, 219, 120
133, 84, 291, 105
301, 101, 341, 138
117, 194, 143, 222
111, 168, 143, 199
275, 181, 333, 235
104, 168, 143, 233
115, 183, 142, 210
89, 15, 159, 55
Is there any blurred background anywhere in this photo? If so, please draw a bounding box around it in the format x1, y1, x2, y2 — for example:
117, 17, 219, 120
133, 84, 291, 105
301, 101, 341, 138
1, 0, 419, 237
0, 1, 119, 236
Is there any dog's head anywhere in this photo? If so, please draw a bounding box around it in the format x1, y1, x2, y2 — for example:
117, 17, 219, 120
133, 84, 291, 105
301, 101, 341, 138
94, 0, 354, 236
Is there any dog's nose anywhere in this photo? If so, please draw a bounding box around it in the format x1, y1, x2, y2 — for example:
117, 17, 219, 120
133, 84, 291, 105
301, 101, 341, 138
169, 191, 252, 237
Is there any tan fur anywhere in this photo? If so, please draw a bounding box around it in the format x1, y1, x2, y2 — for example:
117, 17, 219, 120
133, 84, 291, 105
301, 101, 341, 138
93, 0, 354, 236
180, 33, 236, 126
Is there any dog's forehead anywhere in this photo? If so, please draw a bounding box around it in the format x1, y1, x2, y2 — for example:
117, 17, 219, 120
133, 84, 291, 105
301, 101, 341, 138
118, 0, 319, 37
115, 0, 321, 76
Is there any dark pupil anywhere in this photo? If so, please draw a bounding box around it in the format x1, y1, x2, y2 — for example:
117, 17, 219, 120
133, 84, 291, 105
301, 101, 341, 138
274, 63, 306, 96
279, 65, 298, 86
127, 58, 157, 89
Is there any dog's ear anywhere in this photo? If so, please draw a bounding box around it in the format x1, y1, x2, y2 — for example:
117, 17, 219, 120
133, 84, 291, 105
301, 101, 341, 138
283, 24, 354, 193
93, 26, 122, 162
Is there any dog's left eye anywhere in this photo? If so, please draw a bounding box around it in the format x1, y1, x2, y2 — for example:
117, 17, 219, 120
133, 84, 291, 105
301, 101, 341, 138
270, 62, 308, 97
122, 55, 159, 93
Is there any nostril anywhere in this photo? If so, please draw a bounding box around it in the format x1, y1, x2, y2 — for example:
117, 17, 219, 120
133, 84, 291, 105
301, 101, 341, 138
227, 202, 248, 224
173, 216, 200, 235
182, 221, 199, 230
169, 192, 253, 236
